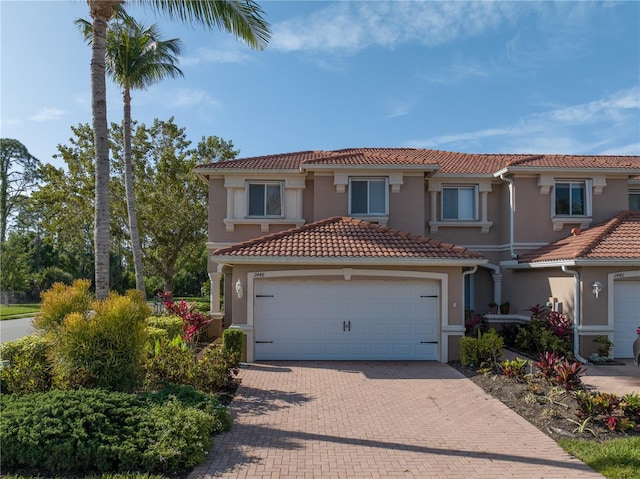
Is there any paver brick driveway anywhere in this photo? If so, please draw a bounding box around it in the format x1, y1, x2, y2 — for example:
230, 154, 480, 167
190, 361, 602, 479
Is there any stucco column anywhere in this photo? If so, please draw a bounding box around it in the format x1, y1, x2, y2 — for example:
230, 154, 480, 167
491, 273, 502, 308
208, 272, 222, 314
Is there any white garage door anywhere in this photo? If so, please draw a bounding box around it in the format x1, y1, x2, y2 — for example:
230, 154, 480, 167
613, 280, 640, 358
254, 278, 440, 361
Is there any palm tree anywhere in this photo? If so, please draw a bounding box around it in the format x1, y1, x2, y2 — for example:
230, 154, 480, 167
86, 0, 270, 299
77, 13, 184, 295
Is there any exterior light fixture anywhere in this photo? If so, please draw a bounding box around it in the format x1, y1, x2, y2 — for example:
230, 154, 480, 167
235, 279, 243, 299
592, 280, 603, 299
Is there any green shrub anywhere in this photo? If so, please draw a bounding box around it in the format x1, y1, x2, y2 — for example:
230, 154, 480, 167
515, 311, 572, 357
145, 339, 239, 394
0, 389, 148, 473
145, 337, 195, 387
142, 382, 232, 432
0, 335, 52, 394
191, 340, 240, 393
0, 387, 230, 474
460, 329, 503, 367
222, 328, 244, 359
145, 315, 183, 339
53, 290, 150, 392
33, 279, 93, 335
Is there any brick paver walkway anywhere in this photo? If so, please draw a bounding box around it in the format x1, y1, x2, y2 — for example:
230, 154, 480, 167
190, 361, 602, 479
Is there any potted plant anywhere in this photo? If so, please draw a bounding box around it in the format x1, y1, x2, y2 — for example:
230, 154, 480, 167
488, 302, 498, 314
499, 301, 510, 314
593, 335, 613, 358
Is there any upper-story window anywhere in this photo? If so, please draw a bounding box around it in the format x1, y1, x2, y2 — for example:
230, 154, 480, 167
554, 180, 590, 216
247, 182, 283, 217
630, 190, 640, 210
442, 186, 478, 220
349, 178, 388, 215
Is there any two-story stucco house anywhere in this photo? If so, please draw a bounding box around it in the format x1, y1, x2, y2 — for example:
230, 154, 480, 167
194, 149, 640, 363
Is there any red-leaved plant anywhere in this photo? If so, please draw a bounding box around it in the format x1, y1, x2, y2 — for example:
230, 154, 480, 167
160, 291, 212, 348
535, 351, 561, 381
554, 359, 586, 391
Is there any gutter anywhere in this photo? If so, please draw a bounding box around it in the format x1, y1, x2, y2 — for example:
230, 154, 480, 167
499, 174, 517, 259
561, 265, 589, 363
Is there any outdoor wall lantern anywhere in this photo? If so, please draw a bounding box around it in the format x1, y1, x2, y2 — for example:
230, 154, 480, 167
235, 279, 243, 299
592, 280, 603, 299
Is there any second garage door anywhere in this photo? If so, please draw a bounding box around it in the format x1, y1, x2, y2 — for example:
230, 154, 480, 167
613, 280, 640, 358
253, 278, 440, 361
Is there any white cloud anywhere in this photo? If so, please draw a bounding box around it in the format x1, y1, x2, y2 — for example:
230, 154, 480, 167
419, 59, 492, 85
180, 48, 252, 67
406, 87, 640, 154
168, 88, 221, 109
386, 100, 412, 119
270, 1, 517, 54
29, 107, 66, 122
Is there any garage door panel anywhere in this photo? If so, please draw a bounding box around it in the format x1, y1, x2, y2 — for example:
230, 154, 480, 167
254, 278, 440, 361
613, 280, 640, 358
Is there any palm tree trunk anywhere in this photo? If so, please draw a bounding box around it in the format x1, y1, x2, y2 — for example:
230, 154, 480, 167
122, 87, 145, 295
89, 3, 114, 299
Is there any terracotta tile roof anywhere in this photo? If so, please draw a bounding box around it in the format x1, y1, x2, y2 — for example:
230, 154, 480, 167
518, 210, 640, 263
504, 155, 639, 170
195, 148, 640, 175
213, 216, 484, 261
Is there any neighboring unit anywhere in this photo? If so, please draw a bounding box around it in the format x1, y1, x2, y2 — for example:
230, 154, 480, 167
195, 149, 640, 363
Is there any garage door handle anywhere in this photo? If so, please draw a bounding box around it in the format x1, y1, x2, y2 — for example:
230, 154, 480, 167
343, 321, 351, 332
256, 295, 274, 298
420, 295, 438, 298
256, 341, 273, 344
420, 341, 438, 344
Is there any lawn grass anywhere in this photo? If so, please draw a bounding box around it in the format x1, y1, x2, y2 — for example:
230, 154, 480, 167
0, 304, 40, 320
559, 436, 640, 479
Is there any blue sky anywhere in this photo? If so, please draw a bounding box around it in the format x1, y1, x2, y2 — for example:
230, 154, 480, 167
1, 1, 639, 169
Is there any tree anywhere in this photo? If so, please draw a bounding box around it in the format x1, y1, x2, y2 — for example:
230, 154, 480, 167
128, 118, 237, 292
0, 139, 41, 243
77, 13, 184, 296
86, 1, 270, 299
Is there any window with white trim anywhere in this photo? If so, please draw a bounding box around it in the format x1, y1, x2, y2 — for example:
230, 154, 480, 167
442, 186, 478, 220
247, 182, 283, 217
554, 180, 590, 216
630, 190, 640, 211
349, 178, 388, 215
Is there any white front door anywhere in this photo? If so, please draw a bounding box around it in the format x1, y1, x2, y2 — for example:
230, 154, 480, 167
254, 278, 440, 360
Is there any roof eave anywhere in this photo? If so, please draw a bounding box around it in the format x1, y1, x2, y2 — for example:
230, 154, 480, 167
495, 166, 640, 176
210, 255, 487, 267
502, 258, 640, 269
193, 167, 303, 176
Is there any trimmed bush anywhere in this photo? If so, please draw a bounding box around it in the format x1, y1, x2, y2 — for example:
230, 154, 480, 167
222, 328, 244, 360
460, 329, 504, 367
0, 387, 230, 474
145, 315, 183, 340
0, 335, 52, 394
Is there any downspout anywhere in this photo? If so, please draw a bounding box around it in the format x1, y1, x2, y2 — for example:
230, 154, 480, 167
499, 174, 517, 259
561, 265, 589, 363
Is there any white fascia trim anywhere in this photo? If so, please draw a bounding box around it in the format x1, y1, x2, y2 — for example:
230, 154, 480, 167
502, 259, 640, 269
495, 167, 640, 176
212, 256, 488, 267
207, 242, 235, 250
462, 242, 547, 252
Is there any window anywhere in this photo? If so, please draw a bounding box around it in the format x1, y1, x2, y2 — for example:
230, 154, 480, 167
442, 186, 477, 220
247, 182, 283, 217
630, 190, 640, 211
555, 181, 588, 216
349, 178, 388, 215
